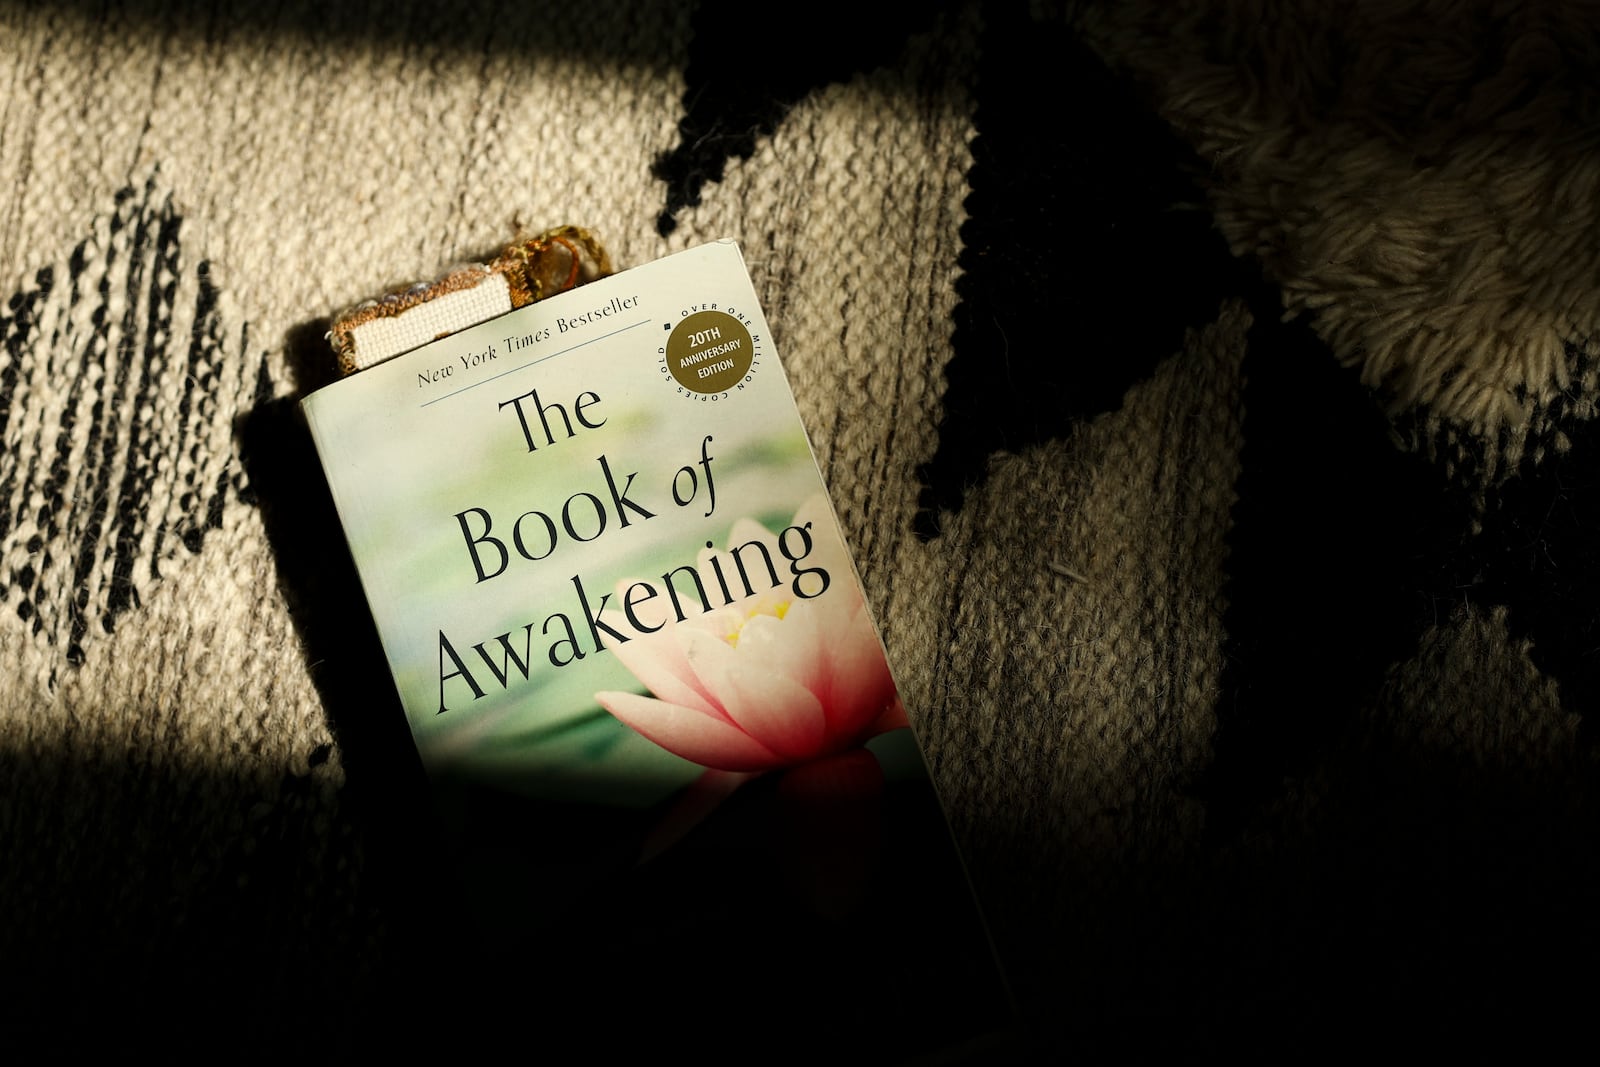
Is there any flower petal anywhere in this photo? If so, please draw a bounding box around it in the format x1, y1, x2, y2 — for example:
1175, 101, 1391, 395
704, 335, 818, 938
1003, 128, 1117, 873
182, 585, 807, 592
601, 627, 723, 716
727, 516, 777, 551
736, 606, 825, 696
821, 601, 899, 746
594, 690, 782, 772
597, 496, 904, 772
699, 540, 786, 615
684, 628, 828, 762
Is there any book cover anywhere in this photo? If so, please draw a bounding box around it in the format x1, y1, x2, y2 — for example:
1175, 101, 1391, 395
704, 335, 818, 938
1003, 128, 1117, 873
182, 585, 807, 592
300, 240, 1012, 1058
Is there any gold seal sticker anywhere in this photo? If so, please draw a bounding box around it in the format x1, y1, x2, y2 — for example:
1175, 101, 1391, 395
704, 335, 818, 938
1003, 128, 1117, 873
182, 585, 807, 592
665, 310, 754, 394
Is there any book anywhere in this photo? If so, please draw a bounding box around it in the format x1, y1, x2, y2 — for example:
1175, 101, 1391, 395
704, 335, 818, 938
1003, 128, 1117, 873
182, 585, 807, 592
300, 240, 1013, 1058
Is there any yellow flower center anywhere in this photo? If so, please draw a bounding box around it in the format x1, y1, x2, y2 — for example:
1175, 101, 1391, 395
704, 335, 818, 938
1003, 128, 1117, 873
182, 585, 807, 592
723, 600, 790, 647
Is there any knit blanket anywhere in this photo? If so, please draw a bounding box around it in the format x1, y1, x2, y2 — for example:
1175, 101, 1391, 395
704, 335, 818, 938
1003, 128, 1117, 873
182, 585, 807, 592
5, 0, 1597, 1057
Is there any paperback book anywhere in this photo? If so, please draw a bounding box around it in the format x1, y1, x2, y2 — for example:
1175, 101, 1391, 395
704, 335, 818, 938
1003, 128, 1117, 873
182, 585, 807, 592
300, 240, 1011, 1057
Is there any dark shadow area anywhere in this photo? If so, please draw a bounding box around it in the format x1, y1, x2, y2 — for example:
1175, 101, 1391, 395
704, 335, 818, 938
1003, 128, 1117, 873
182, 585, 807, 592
5, 710, 1597, 1059
412, 760, 1022, 1062
29, 0, 693, 67
963, 716, 1600, 1061
281, 317, 340, 396
0, 745, 394, 1058
1211, 295, 1600, 846
1204, 297, 1469, 841
1441, 356, 1600, 740
915, 4, 1245, 539
653, 0, 960, 235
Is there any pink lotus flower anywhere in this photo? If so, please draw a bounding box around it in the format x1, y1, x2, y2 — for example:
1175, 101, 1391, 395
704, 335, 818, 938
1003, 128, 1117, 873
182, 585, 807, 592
595, 495, 907, 773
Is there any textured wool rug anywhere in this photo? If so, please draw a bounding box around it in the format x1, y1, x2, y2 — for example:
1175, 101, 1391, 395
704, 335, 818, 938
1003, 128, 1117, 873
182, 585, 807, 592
5, 0, 1600, 1058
